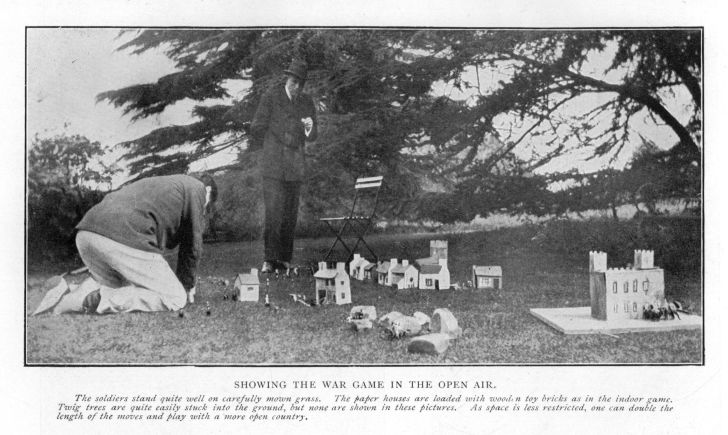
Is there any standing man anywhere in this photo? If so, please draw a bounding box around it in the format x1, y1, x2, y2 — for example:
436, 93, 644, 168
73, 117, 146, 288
35, 174, 217, 315
251, 59, 318, 273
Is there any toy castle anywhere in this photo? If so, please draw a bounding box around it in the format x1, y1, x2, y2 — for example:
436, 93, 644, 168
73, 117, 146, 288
589, 250, 665, 320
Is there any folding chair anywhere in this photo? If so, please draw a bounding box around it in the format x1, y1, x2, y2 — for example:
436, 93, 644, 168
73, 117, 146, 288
320, 176, 384, 262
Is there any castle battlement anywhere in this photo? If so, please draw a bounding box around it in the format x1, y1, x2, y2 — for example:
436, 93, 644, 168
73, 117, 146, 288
589, 250, 665, 320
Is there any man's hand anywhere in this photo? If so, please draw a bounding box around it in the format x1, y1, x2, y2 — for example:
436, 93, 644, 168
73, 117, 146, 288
301, 117, 313, 136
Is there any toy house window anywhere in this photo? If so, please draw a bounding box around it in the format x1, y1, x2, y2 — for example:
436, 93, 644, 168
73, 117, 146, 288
426, 279, 433, 286
624, 302, 629, 312
340, 280, 345, 285
643, 280, 649, 292
633, 302, 638, 312
248, 287, 254, 292
613, 304, 619, 313
341, 292, 345, 299
612, 282, 618, 293
633, 280, 638, 292
624, 282, 629, 293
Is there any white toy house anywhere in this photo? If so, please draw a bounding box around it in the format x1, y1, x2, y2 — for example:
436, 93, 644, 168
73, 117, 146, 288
415, 240, 451, 290
376, 260, 391, 286
362, 263, 377, 281
390, 259, 419, 289
589, 250, 665, 320
349, 253, 373, 281
417, 258, 450, 290
313, 262, 352, 305
472, 266, 503, 289
349, 253, 365, 278
234, 268, 260, 302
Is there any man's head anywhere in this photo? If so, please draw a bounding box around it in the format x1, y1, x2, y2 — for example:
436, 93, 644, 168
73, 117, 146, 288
194, 173, 218, 212
284, 59, 308, 99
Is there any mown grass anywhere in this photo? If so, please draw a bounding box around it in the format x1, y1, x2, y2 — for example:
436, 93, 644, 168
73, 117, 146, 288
25, 221, 702, 365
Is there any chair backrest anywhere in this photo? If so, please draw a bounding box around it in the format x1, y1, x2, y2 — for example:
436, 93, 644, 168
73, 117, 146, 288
350, 176, 384, 219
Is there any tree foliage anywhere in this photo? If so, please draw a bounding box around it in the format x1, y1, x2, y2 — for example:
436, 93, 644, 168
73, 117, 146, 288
27, 134, 117, 263
98, 29, 701, 223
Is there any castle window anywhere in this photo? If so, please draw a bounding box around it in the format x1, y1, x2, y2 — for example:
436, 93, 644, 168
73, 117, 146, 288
643, 280, 650, 292
624, 302, 629, 312
614, 304, 619, 313
624, 282, 629, 293
633, 280, 638, 292
341, 293, 346, 299
633, 302, 638, 312
612, 282, 618, 294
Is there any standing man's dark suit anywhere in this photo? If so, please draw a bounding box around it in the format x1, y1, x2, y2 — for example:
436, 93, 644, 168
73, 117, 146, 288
250, 60, 318, 271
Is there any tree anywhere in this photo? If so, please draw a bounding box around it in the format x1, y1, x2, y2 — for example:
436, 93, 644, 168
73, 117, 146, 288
27, 134, 117, 263
97, 29, 701, 222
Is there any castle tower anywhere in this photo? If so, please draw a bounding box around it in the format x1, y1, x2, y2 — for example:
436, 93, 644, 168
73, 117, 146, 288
633, 250, 654, 269
589, 251, 607, 272
430, 240, 448, 261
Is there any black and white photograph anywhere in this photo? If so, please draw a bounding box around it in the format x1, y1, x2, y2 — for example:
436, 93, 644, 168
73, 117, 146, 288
3, 1, 725, 434
25, 26, 703, 365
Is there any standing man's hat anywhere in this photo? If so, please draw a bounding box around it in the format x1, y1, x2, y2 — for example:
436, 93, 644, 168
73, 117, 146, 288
284, 59, 308, 82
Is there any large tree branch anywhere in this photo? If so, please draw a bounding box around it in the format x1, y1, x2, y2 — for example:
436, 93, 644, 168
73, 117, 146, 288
508, 53, 700, 156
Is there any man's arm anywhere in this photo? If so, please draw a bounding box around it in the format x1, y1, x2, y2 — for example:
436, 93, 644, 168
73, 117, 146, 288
176, 189, 206, 290
250, 90, 273, 149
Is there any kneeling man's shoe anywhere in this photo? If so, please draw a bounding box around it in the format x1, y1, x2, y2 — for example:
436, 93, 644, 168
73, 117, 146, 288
261, 261, 275, 273
32, 276, 70, 315
82, 289, 102, 314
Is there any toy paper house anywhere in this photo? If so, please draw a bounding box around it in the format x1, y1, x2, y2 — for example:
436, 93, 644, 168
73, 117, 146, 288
376, 260, 391, 286
349, 253, 373, 281
349, 253, 366, 278
390, 259, 419, 289
313, 262, 351, 305
589, 250, 665, 320
418, 258, 450, 290
363, 263, 377, 281
234, 268, 260, 302
472, 266, 502, 290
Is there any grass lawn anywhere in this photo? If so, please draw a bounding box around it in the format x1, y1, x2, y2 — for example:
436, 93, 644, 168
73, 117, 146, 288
25, 227, 703, 365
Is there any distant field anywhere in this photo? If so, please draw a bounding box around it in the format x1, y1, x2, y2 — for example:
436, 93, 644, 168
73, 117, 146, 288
25, 222, 702, 365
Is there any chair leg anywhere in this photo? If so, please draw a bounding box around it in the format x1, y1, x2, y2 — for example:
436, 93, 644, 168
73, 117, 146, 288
348, 219, 378, 261
323, 220, 354, 261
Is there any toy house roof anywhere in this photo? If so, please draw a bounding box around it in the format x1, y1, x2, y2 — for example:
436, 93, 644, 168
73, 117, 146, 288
472, 265, 502, 276
391, 263, 409, 274
419, 264, 442, 274
314, 269, 338, 279
376, 261, 390, 273
363, 263, 377, 270
235, 272, 260, 285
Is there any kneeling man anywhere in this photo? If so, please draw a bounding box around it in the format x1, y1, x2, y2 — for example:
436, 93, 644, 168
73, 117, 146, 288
35, 174, 217, 315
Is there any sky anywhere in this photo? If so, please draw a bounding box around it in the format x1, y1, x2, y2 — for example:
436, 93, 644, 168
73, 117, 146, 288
26, 27, 692, 186
26, 28, 246, 181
